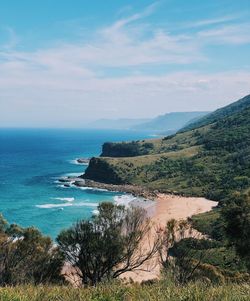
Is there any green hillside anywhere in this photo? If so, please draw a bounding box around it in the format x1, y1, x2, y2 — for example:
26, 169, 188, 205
83, 94, 250, 202
180, 94, 250, 132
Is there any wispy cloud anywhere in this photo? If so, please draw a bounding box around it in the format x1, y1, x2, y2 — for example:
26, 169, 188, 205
197, 23, 250, 45
111, 2, 158, 30
0, 4, 250, 126
182, 14, 241, 29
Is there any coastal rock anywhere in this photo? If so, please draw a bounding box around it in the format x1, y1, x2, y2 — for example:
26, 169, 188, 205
76, 158, 90, 164
74, 179, 158, 199
82, 157, 123, 184
58, 178, 71, 183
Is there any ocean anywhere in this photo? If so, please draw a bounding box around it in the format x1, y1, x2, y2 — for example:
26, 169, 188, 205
0, 128, 150, 239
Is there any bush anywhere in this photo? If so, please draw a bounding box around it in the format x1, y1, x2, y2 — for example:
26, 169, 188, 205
0, 215, 64, 285
57, 202, 162, 286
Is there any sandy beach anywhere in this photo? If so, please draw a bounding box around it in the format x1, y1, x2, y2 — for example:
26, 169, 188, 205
62, 178, 218, 284
122, 193, 218, 283
151, 193, 217, 226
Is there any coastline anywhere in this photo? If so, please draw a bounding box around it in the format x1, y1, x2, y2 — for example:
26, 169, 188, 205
59, 175, 218, 222
74, 178, 157, 198
122, 193, 218, 283
60, 175, 218, 283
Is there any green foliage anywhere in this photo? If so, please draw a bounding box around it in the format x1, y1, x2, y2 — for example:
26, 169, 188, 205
85, 97, 250, 203
0, 218, 64, 285
83, 157, 124, 184
190, 210, 226, 241
222, 192, 250, 271
57, 202, 160, 286
171, 238, 247, 274
83, 94, 250, 281
101, 141, 155, 157
181, 94, 250, 132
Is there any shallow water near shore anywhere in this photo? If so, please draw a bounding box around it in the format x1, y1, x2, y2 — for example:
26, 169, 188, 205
0, 128, 151, 239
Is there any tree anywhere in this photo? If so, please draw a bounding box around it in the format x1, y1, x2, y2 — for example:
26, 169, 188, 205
57, 202, 162, 286
0, 217, 64, 285
222, 192, 250, 271
160, 219, 209, 284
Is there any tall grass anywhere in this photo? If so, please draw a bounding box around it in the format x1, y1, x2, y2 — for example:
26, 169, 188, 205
0, 282, 249, 301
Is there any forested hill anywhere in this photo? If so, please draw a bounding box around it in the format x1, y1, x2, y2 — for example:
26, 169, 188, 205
83, 94, 250, 203
180, 94, 250, 132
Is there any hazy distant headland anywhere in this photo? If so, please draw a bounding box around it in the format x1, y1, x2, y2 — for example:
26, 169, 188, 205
85, 111, 210, 134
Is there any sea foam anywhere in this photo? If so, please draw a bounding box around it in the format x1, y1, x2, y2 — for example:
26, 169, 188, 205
69, 159, 89, 166
53, 197, 75, 202
61, 172, 83, 177
36, 203, 73, 209
78, 186, 108, 192
113, 194, 138, 207
36, 201, 98, 209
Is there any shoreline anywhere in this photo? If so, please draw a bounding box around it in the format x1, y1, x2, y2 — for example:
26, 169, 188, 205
122, 193, 218, 283
59, 175, 218, 221
60, 175, 218, 283
74, 178, 157, 198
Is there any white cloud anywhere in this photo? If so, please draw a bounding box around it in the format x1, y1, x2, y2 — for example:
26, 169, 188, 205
0, 6, 250, 127
181, 14, 241, 29
197, 23, 250, 45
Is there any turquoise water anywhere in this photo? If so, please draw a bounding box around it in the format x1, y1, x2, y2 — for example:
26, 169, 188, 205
0, 128, 150, 239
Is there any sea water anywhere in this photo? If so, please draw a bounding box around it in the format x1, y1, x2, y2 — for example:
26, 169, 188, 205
0, 128, 150, 239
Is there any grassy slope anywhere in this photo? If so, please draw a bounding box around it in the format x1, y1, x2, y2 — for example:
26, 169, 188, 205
180, 94, 250, 132
0, 283, 249, 301
83, 95, 250, 275
84, 102, 250, 201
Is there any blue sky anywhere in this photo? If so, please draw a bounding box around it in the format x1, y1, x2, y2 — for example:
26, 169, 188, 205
0, 0, 250, 127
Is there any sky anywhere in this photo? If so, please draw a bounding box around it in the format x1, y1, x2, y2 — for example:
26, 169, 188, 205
0, 0, 250, 127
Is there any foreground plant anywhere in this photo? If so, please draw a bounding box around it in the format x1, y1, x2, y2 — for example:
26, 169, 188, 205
0, 214, 64, 285
57, 202, 163, 286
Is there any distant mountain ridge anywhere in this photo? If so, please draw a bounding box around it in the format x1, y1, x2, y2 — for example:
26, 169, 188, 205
87, 111, 210, 132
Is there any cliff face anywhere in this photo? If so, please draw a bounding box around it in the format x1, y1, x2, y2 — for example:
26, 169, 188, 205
101, 141, 154, 157
82, 157, 124, 184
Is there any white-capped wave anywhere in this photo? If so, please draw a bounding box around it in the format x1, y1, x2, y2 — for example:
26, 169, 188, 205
53, 197, 75, 202
36, 201, 98, 209
78, 186, 108, 192
36, 203, 73, 209
57, 184, 71, 189
61, 172, 83, 177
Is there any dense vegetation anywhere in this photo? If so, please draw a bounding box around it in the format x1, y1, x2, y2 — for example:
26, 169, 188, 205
84, 94, 250, 203
83, 94, 250, 281
0, 215, 63, 285
57, 202, 161, 286
180, 94, 250, 132
0, 95, 249, 299
101, 141, 155, 157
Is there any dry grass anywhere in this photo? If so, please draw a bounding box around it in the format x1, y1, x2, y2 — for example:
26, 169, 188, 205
0, 282, 249, 301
